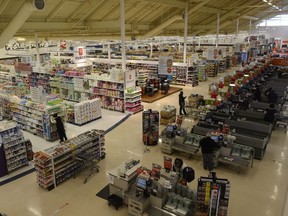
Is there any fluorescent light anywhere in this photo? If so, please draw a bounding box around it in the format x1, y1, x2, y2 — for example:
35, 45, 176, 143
279, 9, 282, 11
263, 0, 267, 2
229, 83, 236, 87
273, 5, 277, 8
268, 2, 272, 5
244, 74, 249, 77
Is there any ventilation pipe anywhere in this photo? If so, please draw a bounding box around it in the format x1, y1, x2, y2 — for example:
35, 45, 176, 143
0, 0, 45, 48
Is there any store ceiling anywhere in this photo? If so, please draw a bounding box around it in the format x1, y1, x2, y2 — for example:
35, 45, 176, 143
0, 0, 287, 44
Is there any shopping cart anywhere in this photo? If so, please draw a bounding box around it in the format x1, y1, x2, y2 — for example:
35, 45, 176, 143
74, 152, 100, 184
275, 113, 288, 133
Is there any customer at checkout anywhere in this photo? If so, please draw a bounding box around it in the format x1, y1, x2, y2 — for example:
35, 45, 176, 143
264, 103, 278, 123
199, 133, 221, 171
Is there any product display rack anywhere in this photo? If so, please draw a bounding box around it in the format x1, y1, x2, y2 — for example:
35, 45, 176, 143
9, 97, 64, 141
187, 66, 199, 87
68, 98, 102, 126
10, 99, 45, 138
171, 65, 187, 86
125, 86, 143, 114
142, 109, 159, 146
207, 61, 219, 77
92, 80, 125, 112
34, 129, 105, 190
0, 71, 13, 85
197, 65, 208, 82
218, 60, 226, 73
42, 105, 65, 141
196, 172, 230, 216
0, 121, 30, 177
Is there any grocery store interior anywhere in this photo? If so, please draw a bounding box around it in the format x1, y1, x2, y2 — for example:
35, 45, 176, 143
0, 0, 288, 216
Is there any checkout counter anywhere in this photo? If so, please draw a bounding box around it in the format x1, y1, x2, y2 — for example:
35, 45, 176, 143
108, 160, 195, 216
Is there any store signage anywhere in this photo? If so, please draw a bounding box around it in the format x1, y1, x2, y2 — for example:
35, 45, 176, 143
125, 70, 136, 88
74, 46, 87, 63
158, 56, 173, 75
5, 41, 57, 51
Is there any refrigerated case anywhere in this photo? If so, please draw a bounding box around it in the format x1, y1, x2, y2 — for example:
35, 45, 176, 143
142, 109, 159, 146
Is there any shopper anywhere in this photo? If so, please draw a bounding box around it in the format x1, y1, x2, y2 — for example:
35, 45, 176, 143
264, 103, 278, 123
178, 91, 187, 115
253, 86, 262, 101
51, 113, 68, 143
199, 133, 221, 171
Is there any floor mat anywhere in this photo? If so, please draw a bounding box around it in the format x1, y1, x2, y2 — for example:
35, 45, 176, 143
96, 184, 110, 200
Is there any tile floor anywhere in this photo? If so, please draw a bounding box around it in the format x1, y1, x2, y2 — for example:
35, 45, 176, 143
0, 67, 288, 216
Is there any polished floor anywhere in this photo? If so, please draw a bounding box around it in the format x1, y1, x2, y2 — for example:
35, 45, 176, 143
0, 67, 288, 216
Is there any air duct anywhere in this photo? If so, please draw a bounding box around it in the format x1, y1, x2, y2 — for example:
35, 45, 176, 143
0, 0, 45, 48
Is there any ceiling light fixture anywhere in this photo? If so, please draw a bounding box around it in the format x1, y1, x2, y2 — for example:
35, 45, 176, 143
268, 2, 272, 5
263, 0, 267, 2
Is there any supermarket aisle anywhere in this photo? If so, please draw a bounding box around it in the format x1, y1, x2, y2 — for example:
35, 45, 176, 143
0, 67, 288, 216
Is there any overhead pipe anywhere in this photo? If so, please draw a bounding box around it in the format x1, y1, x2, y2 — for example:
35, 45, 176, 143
0, 0, 45, 48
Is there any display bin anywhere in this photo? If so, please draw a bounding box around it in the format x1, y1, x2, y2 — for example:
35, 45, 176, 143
160, 109, 176, 119
160, 116, 176, 125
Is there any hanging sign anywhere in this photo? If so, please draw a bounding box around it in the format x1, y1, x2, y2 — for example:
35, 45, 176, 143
125, 70, 136, 88
158, 56, 173, 75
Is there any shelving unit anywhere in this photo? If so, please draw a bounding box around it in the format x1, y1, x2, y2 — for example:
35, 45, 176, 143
196, 172, 230, 216
197, 64, 208, 82
92, 80, 125, 112
10, 99, 45, 138
125, 87, 143, 114
34, 129, 105, 190
0, 121, 30, 177
171, 65, 187, 85
71, 98, 102, 125
142, 109, 159, 146
207, 61, 219, 77
187, 66, 199, 87
9, 97, 64, 141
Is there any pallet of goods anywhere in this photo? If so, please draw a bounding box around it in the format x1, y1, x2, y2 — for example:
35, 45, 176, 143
160, 105, 176, 125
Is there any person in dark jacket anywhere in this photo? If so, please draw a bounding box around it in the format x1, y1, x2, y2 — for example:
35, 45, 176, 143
52, 113, 67, 143
178, 91, 187, 115
264, 103, 278, 122
253, 87, 262, 101
199, 133, 220, 171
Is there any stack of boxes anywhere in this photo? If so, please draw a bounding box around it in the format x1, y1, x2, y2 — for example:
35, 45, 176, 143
73, 98, 102, 125
160, 105, 176, 125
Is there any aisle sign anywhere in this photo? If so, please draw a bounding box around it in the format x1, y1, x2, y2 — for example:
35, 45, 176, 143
125, 70, 136, 88
158, 56, 173, 75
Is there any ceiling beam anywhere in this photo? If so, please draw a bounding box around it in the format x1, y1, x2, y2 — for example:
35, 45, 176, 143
46, 0, 67, 22
198, 6, 222, 14
241, 15, 259, 20
73, 1, 106, 27
188, 0, 212, 15
205, 1, 267, 34
138, 0, 186, 8
0, 0, 10, 15
67, 0, 90, 22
